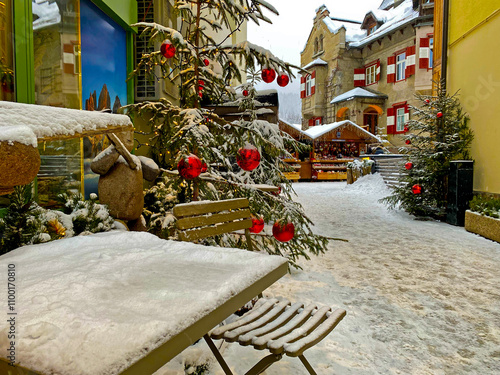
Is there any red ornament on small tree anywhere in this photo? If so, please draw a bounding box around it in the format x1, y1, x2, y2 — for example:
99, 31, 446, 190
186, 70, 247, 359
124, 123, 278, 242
405, 139, 411, 145
249, 216, 265, 234
425, 99, 430, 103
272, 221, 295, 242
160, 40, 176, 58
405, 162, 413, 170
203, 58, 210, 66
404, 126, 409, 133
177, 154, 203, 179
243, 90, 249, 97
261, 68, 276, 83
412, 184, 422, 195
201, 162, 208, 173
236, 144, 261, 171
437, 112, 443, 118
277, 73, 289, 87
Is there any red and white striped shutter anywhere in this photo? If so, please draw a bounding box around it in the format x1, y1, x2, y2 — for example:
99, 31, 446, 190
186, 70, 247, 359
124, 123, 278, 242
63, 44, 75, 74
387, 55, 396, 83
405, 46, 416, 77
300, 76, 306, 98
404, 104, 410, 124
419, 38, 430, 69
354, 68, 365, 87
311, 71, 316, 95
376, 60, 381, 82
386, 107, 396, 134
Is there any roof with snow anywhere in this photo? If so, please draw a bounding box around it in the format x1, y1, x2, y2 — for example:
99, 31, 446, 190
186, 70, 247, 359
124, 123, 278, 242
379, 0, 395, 10
322, 17, 367, 43
349, 0, 419, 48
0, 101, 133, 147
302, 58, 328, 70
330, 87, 388, 104
280, 119, 381, 143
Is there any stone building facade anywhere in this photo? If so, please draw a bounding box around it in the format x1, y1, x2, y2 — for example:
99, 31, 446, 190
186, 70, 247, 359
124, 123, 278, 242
300, 0, 434, 148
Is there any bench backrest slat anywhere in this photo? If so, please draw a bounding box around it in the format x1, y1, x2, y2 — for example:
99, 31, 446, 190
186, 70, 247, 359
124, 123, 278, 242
173, 198, 254, 249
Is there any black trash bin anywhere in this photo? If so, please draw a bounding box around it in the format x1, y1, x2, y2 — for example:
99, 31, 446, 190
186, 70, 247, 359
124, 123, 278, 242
446, 160, 474, 226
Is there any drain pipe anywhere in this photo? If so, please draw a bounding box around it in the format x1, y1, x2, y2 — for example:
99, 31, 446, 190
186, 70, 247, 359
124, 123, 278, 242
441, 0, 450, 90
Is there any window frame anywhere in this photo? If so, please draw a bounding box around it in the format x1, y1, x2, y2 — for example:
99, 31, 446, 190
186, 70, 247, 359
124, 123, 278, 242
305, 74, 312, 97
396, 107, 405, 132
396, 52, 406, 82
429, 36, 434, 69
365, 64, 377, 85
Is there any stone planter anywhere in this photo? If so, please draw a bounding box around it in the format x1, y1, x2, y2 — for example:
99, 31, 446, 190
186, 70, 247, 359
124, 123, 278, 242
464, 210, 500, 243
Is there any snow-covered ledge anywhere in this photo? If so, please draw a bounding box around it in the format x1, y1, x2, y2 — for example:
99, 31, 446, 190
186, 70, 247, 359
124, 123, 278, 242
0, 101, 133, 146
0, 101, 134, 195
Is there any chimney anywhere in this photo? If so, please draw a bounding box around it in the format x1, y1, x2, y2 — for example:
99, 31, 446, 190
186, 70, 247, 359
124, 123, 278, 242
314, 5, 330, 27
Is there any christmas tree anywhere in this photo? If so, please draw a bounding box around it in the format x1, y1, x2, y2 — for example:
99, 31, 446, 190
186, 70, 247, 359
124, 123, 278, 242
125, 1, 330, 267
381, 81, 474, 218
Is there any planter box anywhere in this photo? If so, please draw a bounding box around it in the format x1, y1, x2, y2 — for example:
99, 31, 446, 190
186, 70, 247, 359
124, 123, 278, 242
283, 172, 300, 181
465, 210, 500, 243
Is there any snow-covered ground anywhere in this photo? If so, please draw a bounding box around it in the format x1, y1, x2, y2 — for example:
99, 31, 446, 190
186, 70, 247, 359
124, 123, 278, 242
159, 174, 500, 375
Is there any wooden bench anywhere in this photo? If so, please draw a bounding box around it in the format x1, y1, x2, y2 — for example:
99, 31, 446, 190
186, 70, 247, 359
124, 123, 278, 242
173, 198, 346, 375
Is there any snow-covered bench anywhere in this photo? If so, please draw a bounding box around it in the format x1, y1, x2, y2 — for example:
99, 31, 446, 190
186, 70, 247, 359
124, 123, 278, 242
173, 198, 347, 375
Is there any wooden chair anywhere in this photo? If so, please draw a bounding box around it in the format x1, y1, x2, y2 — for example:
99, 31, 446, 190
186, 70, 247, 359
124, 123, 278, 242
173, 198, 346, 375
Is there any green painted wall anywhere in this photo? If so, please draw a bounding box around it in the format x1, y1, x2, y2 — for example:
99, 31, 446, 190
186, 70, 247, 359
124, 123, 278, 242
13, 0, 35, 104
91, 0, 138, 31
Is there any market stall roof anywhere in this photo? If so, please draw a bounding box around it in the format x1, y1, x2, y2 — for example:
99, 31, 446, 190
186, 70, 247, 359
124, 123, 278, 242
0, 101, 133, 147
330, 87, 387, 104
302, 120, 381, 143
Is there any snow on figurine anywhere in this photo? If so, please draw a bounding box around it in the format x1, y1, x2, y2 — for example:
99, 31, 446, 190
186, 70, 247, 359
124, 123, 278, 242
272, 221, 295, 242
236, 144, 261, 171
160, 40, 176, 58
249, 216, 265, 234
91, 133, 160, 231
177, 154, 203, 179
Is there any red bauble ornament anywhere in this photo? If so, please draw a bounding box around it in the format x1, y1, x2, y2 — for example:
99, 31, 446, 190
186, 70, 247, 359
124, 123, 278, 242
425, 99, 430, 103
405, 162, 413, 170
272, 186, 282, 196
243, 90, 249, 97
437, 112, 443, 118
249, 216, 265, 234
236, 144, 261, 171
404, 126, 409, 133
277, 73, 289, 87
412, 184, 422, 195
201, 162, 208, 173
272, 221, 295, 242
160, 40, 176, 58
203, 58, 210, 66
405, 139, 411, 145
177, 154, 203, 179
261, 68, 276, 83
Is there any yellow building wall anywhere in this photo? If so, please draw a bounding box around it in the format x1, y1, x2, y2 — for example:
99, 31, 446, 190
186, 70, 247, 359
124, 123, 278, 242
448, 2, 500, 194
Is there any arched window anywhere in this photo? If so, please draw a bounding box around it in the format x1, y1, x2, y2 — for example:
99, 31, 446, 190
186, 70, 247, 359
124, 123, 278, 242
319, 35, 324, 52
314, 38, 318, 54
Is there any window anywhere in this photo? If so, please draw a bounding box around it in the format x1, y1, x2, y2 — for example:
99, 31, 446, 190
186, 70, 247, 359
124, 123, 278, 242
396, 52, 406, 81
396, 107, 405, 132
314, 38, 318, 54
306, 74, 312, 96
315, 118, 322, 126
319, 35, 324, 52
366, 64, 377, 85
429, 37, 434, 68
368, 25, 378, 35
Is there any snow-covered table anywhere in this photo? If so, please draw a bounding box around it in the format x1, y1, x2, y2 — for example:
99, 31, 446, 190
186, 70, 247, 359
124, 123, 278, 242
0, 231, 288, 375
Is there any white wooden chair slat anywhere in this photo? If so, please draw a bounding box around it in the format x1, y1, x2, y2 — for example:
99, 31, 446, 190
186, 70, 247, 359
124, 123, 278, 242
283, 308, 347, 357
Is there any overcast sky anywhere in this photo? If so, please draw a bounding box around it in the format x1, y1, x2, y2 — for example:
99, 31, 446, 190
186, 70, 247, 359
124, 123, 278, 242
248, 0, 382, 91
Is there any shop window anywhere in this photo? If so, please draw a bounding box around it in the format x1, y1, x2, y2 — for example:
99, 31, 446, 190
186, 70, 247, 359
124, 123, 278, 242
33, 0, 81, 109
0, 0, 15, 102
396, 52, 406, 81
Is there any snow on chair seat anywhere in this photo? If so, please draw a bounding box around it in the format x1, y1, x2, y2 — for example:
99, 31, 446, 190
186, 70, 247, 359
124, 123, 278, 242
206, 298, 346, 375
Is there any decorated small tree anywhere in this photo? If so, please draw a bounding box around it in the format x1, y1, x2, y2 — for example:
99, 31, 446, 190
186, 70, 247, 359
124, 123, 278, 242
381, 81, 474, 218
125, 1, 330, 267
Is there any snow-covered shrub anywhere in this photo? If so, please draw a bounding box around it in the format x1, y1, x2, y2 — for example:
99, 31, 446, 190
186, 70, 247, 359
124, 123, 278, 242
469, 195, 500, 218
